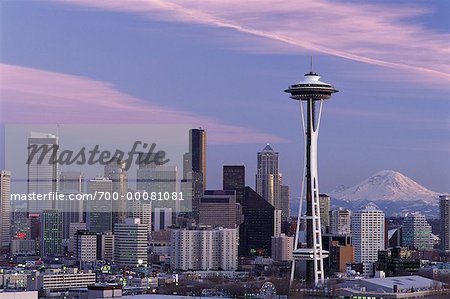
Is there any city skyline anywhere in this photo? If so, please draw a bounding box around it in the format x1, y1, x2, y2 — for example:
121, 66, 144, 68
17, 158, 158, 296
0, 1, 448, 197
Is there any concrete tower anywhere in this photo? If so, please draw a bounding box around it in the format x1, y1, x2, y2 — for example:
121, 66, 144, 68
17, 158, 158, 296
285, 64, 338, 287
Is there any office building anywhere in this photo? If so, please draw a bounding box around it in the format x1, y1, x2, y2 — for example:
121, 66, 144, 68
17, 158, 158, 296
239, 187, 274, 257
280, 185, 290, 222
137, 164, 177, 214
271, 234, 294, 261
171, 227, 238, 271
274, 209, 282, 237
41, 209, 63, 256
114, 218, 148, 266
0, 170, 11, 250
329, 241, 354, 273
199, 190, 242, 229
440, 195, 450, 251
153, 207, 173, 231
330, 208, 351, 235
59, 171, 84, 193
68, 222, 86, 253
402, 212, 433, 250
182, 129, 206, 218
75, 230, 98, 262
127, 198, 152, 237
87, 177, 113, 233
27, 132, 58, 213
98, 231, 114, 262
27, 268, 96, 291
256, 144, 281, 209
319, 194, 331, 233
10, 239, 36, 255
58, 171, 84, 239
104, 159, 128, 226
351, 203, 385, 277
223, 165, 245, 204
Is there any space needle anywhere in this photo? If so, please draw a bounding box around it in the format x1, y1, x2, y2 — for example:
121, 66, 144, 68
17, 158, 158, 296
285, 62, 338, 288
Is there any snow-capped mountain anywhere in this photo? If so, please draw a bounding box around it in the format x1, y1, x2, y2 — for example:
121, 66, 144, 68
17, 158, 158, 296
329, 170, 440, 217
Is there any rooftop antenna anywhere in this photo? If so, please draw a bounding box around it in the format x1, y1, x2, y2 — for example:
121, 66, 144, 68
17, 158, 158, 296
310, 56, 313, 73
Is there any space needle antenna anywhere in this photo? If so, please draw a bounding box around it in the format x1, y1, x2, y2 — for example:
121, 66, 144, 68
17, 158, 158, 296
285, 61, 339, 288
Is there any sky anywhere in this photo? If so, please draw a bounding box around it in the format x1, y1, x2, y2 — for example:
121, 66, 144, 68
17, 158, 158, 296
0, 0, 449, 197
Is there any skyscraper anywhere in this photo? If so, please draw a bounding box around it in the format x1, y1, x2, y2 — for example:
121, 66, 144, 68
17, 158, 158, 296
58, 171, 84, 239
239, 187, 274, 257
182, 129, 206, 219
256, 144, 281, 209
280, 185, 290, 223
223, 165, 245, 204
153, 208, 173, 231
0, 170, 11, 251
87, 177, 113, 234
104, 159, 128, 226
351, 203, 385, 277
114, 218, 148, 267
127, 198, 152, 238
440, 195, 450, 251
285, 67, 338, 286
41, 209, 63, 257
402, 212, 433, 250
319, 194, 331, 233
27, 132, 58, 213
330, 208, 351, 235
59, 171, 84, 193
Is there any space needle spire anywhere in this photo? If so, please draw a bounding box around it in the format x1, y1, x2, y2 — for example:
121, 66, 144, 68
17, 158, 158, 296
285, 62, 338, 288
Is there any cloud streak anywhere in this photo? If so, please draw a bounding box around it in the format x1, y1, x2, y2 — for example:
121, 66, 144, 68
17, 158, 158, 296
0, 63, 286, 144
55, 0, 450, 85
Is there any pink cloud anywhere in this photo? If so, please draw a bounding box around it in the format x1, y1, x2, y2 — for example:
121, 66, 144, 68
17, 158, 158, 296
55, 0, 450, 86
0, 63, 286, 144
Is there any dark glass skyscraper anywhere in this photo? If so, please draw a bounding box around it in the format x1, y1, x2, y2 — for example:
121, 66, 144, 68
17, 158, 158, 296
223, 165, 245, 204
239, 187, 274, 257
183, 129, 206, 219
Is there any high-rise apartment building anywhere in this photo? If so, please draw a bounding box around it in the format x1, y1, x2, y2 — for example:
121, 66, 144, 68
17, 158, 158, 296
114, 218, 148, 266
41, 209, 63, 256
27, 132, 58, 213
440, 195, 450, 251
351, 203, 385, 277
171, 227, 238, 271
330, 208, 351, 235
271, 234, 294, 261
256, 144, 280, 209
402, 212, 433, 250
87, 177, 113, 233
223, 165, 245, 204
0, 170, 11, 250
